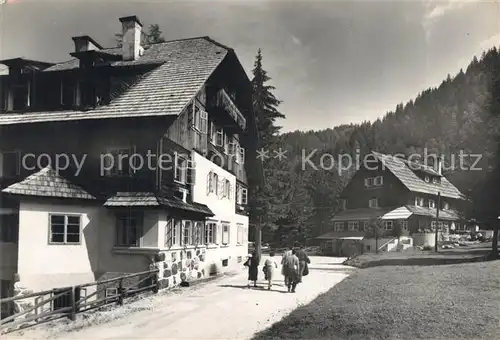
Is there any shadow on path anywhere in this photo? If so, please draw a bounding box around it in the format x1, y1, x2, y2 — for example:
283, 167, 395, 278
218, 284, 289, 293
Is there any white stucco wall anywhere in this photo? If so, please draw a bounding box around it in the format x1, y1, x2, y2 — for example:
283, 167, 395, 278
17, 201, 101, 291
191, 151, 249, 268
16, 201, 158, 291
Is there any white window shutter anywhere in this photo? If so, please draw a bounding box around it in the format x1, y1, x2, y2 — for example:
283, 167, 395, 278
165, 219, 173, 248
173, 152, 178, 180
200, 110, 208, 134
207, 171, 212, 195
186, 160, 196, 185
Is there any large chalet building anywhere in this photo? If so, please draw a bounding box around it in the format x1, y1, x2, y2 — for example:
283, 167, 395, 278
0, 15, 257, 301
318, 151, 466, 255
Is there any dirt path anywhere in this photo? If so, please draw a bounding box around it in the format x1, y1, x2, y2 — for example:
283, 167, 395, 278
7, 256, 355, 340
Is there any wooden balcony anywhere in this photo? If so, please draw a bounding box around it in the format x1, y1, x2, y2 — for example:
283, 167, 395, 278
207, 88, 246, 132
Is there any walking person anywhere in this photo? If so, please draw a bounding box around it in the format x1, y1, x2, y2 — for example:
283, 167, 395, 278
244, 251, 260, 288
295, 245, 311, 283
282, 249, 300, 293
281, 246, 293, 286
263, 251, 278, 290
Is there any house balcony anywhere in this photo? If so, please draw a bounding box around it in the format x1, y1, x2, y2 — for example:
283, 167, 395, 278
207, 88, 246, 132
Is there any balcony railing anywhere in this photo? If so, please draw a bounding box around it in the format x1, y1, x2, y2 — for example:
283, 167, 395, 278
215, 89, 246, 131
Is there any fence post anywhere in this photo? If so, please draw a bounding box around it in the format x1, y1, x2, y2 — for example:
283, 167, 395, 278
69, 287, 76, 321
118, 278, 124, 306
152, 271, 159, 294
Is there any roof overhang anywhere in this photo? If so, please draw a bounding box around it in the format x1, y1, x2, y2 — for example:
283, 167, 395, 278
0, 58, 55, 70
381, 206, 413, 220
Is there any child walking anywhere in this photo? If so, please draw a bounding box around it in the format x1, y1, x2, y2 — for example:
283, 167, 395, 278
263, 251, 278, 290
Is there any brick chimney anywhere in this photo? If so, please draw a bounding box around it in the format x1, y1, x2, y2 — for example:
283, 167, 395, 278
72, 36, 102, 53
119, 15, 144, 61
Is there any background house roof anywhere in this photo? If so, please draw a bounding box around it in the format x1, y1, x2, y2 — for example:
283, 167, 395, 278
0, 37, 230, 125
331, 207, 391, 221
2, 166, 96, 200
371, 151, 464, 200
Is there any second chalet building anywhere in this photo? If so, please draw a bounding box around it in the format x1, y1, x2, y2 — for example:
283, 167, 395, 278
0, 16, 258, 300
318, 151, 466, 255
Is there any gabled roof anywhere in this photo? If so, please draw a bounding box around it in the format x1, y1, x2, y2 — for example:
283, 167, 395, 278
2, 166, 96, 200
0, 37, 230, 125
371, 151, 464, 200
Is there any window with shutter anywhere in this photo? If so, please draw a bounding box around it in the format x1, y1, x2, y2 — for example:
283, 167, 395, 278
215, 127, 224, 147
239, 147, 245, 164
217, 179, 225, 198
222, 223, 230, 245
174, 152, 187, 184
241, 188, 248, 205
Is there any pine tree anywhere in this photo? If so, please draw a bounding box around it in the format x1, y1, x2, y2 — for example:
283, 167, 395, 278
251, 49, 285, 148
115, 23, 165, 47
249, 49, 285, 249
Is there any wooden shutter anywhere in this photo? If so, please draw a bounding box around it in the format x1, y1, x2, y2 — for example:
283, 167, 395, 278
206, 171, 212, 195
188, 103, 195, 128
186, 160, 196, 185
242, 188, 248, 204
218, 179, 225, 199
165, 218, 173, 248
216, 223, 222, 244
173, 151, 179, 181
200, 110, 208, 133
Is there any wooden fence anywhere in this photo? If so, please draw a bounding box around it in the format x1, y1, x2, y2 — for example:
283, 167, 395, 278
0, 269, 159, 335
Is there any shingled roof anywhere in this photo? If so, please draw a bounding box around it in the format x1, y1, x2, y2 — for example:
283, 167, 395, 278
104, 192, 214, 216
0, 37, 230, 125
2, 166, 96, 200
371, 151, 464, 200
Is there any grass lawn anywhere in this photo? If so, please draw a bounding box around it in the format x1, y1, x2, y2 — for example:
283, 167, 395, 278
252, 260, 500, 340
344, 244, 490, 268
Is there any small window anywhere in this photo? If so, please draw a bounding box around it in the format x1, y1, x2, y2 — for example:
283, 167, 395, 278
364, 177, 373, 188
115, 212, 142, 247
374, 176, 383, 186
334, 222, 344, 232
431, 221, 437, 231
205, 222, 217, 244
429, 199, 436, 208
0, 214, 19, 243
415, 197, 424, 207
368, 198, 378, 208
165, 219, 180, 247
237, 185, 248, 205
400, 220, 408, 231
0, 151, 21, 178
238, 147, 245, 164
211, 125, 224, 147
182, 220, 193, 246
424, 176, 430, 183
49, 215, 81, 244
224, 179, 231, 199
237, 223, 244, 244
221, 223, 230, 245
12, 82, 30, 110
432, 177, 440, 184
384, 221, 393, 230
443, 202, 449, 210
104, 147, 132, 177
174, 153, 188, 184
348, 221, 359, 231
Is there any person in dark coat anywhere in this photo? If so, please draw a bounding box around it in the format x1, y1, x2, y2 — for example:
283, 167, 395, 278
295, 245, 311, 283
244, 251, 260, 287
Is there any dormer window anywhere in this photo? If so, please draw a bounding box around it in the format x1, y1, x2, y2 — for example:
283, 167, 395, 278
61, 78, 79, 107
415, 197, 424, 207
424, 175, 430, 183
368, 198, 378, 208
432, 177, 440, 184
12, 81, 30, 110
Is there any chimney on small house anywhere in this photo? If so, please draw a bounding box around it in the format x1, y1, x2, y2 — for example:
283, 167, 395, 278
436, 156, 443, 176
72, 36, 102, 53
119, 15, 144, 61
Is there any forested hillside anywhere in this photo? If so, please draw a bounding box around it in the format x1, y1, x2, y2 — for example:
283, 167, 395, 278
253, 47, 500, 246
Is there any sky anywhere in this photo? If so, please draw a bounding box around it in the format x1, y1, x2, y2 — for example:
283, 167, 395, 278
0, 0, 499, 132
